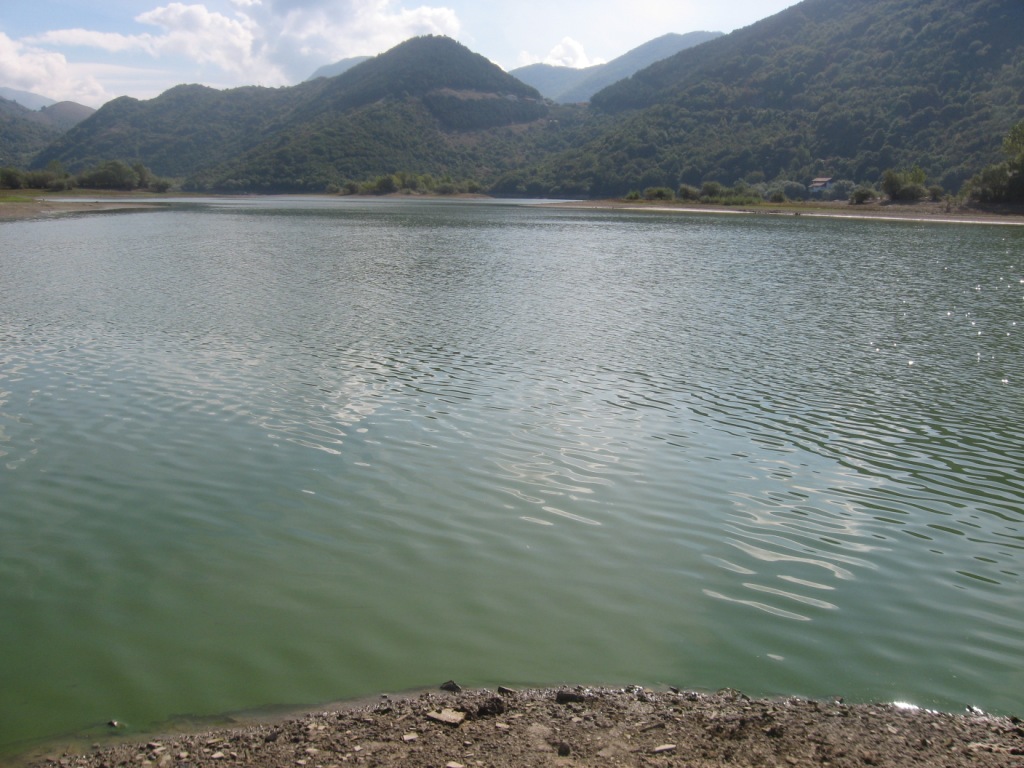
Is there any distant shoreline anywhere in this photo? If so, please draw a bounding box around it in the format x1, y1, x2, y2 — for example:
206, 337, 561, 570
544, 198, 1024, 226
3, 192, 1023, 226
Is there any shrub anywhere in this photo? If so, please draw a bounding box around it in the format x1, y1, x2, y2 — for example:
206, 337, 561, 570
677, 184, 700, 201
643, 186, 675, 201
700, 181, 725, 198
882, 166, 928, 201
850, 186, 876, 204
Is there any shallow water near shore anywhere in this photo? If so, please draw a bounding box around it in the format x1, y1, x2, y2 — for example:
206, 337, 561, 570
1, 197, 1022, 755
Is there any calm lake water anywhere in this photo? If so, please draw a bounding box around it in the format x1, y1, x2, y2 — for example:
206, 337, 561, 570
1, 197, 1022, 754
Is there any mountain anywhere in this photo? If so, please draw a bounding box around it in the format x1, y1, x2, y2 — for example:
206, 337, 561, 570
0, 86, 55, 110
499, 0, 1024, 196
37, 101, 97, 132
2, 96, 60, 166
306, 56, 372, 81
1, 92, 95, 167
20, 1, 1024, 197
511, 32, 722, 103
32, 36, 552, 190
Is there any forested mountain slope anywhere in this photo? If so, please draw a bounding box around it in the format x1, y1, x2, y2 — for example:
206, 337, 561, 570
504, 0, 1024, 196
1, 96, 94, 167
32, 36, 550, 189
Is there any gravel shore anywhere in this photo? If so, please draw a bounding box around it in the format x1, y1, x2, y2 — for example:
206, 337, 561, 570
14, 686, 1024, 768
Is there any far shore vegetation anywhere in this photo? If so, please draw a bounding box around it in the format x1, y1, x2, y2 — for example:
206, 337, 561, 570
3, 119, 1023, 212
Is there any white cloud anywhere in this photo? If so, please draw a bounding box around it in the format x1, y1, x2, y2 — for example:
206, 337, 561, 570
9, 0, 464, 104
517, 36, 603, 69
135, 2, 280, 80
266, 0, 461, 75
28, 28, 152, 54
0, 31, 107, 105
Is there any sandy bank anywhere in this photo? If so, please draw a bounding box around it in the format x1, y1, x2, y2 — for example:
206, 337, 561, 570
547, 199, 1024, 226
13, 687, 1023, 768
0, 198, 162, 221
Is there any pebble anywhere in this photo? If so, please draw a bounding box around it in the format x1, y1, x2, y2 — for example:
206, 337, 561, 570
652, 744, 677, 754
402, 733, 418, 742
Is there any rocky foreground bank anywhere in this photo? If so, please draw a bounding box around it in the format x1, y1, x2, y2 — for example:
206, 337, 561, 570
18, 687, 1024, 768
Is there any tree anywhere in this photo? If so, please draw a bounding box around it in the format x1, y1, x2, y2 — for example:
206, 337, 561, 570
881, 166, 927, 201
964, 120, 1024, 204
1002, 119, 1024, 163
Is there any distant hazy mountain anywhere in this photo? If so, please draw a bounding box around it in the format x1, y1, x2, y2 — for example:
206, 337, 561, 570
0, 86, 56, 110
305, 56, 373, 81
510, 31, 721, 103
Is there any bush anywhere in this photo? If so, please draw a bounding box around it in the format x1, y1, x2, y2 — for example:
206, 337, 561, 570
1, 167, 25, 189
700, 181, 725, 198
882, 166, 928, 201
850, 186, 876, 204
624, 190, 641, 200
76, 160, 140, 190
677, 184, 700, 201
643, 186, 675, 201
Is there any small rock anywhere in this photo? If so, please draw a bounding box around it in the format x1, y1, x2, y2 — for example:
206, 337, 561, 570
210, 752, 225, 759
495, 723, 510, 731
445, 763, 465, 768
555, 690, 585, 704
497, 686, 516, 696
107, 721, 121, 729
402, 733, 418, 742
427, 708, 467, 726
440, 680, 463, 693
557, 742, 571, 756
652, 744, 677, 754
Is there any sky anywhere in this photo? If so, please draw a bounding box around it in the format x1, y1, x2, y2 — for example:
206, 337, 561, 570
0, 1, 801, 108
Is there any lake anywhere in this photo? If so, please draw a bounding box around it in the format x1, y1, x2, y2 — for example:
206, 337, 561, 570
1, 197, 1022, 755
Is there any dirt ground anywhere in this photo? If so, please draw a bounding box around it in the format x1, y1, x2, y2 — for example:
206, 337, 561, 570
16, 686, 1024, 768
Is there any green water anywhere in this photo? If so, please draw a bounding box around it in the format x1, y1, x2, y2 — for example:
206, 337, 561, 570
1, 198, 1022, 755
